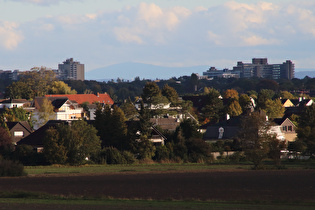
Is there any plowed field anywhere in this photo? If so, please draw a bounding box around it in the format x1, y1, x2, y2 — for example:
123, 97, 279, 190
0, 170, 315, 202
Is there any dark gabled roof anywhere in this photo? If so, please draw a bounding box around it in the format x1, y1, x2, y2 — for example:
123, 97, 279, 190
273, 117, 296, 127
299, 99, 312, 107
290, 99, 300, 106
212, 115, 243, 127
18, 120, 68, 147
6, 121, 32, 133
273, 118, 286, 125
6, 122, 19, 130
50, 98, 68, 109
34, 97, 69, 110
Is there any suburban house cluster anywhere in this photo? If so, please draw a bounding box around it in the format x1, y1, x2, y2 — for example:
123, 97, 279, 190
0, 93, 113, 147
0, 92, 311, 155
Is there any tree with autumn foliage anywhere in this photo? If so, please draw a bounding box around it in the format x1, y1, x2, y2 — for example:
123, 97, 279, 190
223, 89, 242, 117
239, 112, 275, 169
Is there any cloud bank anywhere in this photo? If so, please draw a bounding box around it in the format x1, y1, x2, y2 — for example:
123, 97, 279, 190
1, 1, 315, 70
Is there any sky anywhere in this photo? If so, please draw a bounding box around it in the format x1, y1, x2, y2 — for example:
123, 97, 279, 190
0, 0, 314, 72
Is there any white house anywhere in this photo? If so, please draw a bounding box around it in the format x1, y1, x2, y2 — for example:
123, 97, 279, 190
31, 97, 84, 129
0, 99, 29, 109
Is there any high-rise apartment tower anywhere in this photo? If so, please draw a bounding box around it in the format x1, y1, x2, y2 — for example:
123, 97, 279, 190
58, 58, 85, 81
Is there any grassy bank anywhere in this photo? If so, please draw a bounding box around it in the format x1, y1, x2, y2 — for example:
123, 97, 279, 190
25, 163, 252, 175
0, 191, 314, 210
24, 160, 315, 176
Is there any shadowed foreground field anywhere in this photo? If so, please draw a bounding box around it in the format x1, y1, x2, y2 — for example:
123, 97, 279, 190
0, 170, 315, 202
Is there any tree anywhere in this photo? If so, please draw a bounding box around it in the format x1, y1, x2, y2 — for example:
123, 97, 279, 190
238, 112, 274, 169
225, 100, 242, 117
142, 82, 161, 104
190, 73, 199, 92
5, 82, 32, 99
48, 81, 77, 94
201, 88, 224, 123
279, 91, 294, 99
264, 99, 285, 119
223, 89, 239, 100
43, 120, 101, 165
94, 105, 128, 150
43, 127, 67, 164
239, 94, 252, 112
296, 104, 315, 155
35, 98, 55, 128
0, 107, 30, 122
119, 99, 138, 120
162, 84, 179, 106
257, 89, 275, 110
178, 119, 202, 140
0, 127, 13, 158
268, 138, 286, 167
6, 70, 56, 100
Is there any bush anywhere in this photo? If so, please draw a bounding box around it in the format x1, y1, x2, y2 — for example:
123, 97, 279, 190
13, 145, 48, 166
154, 145, 170, 161
122, 151, 136, 164
0, 159, 26, 177
99, 147, 135, 164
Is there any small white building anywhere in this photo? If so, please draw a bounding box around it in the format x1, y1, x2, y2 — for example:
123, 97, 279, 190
0, 99, 29, 109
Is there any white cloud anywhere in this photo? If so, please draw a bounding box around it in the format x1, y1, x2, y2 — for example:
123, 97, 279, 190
10, 0, 81, 6
242, 35, 279, 46
208, 31, 222, 45
0, 21, 23, 50
286, 4, 315, 38
110, 3, 191, 44
2, 1, 315, 71
113, 27, 144, 44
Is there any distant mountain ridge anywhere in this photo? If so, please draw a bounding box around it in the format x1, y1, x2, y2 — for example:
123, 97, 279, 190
86, 62, 315, 81
86, 62, 209, 81
295, 69, 315, 79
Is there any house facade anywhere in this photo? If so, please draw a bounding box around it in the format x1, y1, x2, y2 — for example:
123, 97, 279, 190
273, 118, 297, 142
0, 99, 29, 109
6, 121, 33, 145
31, 97, 84, 129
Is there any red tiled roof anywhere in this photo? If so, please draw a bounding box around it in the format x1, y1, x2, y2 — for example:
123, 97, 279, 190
44, 93, 114, 105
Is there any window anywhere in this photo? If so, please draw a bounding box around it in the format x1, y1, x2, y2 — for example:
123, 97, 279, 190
71, 116, 76, 119
282, 126, 287, 132
288, 126, 293, 131
14, 131, 23, 137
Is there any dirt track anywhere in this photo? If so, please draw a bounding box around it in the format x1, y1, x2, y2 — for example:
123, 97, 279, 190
1, 170, 315, 202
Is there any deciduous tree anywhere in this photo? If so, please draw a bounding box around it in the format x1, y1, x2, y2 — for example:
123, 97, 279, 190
239, 112, 274, 169
43, 120, 101, 165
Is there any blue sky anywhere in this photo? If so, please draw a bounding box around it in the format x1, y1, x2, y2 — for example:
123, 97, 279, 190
0, 0, 314, 72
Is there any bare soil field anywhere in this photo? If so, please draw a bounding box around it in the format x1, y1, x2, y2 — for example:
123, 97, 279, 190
0, 170, 315, 202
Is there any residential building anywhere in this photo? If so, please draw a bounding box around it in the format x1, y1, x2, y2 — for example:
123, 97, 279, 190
273, 118, 297, 142
203, 113, 285, 142
233, 58, 294, 80
18, 120, 68, 152
203, 67, 240, 79
45, 93, 114, 106
31, 97, 85, 129
0, 99, 29, 109
57, 58, 85, 80
0, 70, 20, 81
6, 121, 33, 145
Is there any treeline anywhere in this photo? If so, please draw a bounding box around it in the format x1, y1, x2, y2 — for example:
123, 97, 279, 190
63, 76, 315, 102
3, 70, 315, 102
